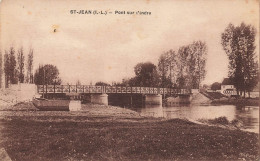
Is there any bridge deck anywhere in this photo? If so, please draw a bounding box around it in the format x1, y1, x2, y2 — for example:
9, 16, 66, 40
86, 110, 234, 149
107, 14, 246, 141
37, 85, 191, 95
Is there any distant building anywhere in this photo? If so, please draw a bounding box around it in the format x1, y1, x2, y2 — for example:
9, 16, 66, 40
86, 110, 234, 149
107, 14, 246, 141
221, 78, 236, 96
221, 78, 259, 98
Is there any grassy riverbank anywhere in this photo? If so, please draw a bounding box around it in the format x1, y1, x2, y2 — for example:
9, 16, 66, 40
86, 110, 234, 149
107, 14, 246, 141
0, 103, 258, 161
211, 97, 259, 106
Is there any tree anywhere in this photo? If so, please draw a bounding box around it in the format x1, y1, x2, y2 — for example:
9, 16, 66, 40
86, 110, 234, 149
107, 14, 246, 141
157, 41, 207, 89
116, 77, 137, 86
4, 47, 17, 86
211, 82, 221, 91
4, 51, 9, 87
76, 80, 81, 85
158, 50, 177, 87
0, 51, 2, 88
9, 47, 17, 84
34, 64, 61, 85
95, 81, 110, 86
17, 47, 25, 83
186, 45, 197, 88
189, 41, 207, 88
133, 62, 160, 87
26, 48, 34, 83
158, 52, 169, 87
176, 75, 186, 89
127, 77, 138, 86
221, 23, 258, 97
176, 46, 189, 88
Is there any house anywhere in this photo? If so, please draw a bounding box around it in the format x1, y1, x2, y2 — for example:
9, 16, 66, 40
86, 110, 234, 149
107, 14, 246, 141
221, 78, 259, 98
221, 78, 236, 96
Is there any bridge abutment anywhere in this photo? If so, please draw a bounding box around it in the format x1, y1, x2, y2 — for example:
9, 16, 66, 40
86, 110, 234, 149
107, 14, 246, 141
145, 94, 162, 105
165, 95, 191, 106
69, 100, 82, 111
90, 94, 108, 105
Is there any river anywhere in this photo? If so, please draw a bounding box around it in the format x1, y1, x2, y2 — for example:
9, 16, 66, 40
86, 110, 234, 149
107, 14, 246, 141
129, 104, 259, 133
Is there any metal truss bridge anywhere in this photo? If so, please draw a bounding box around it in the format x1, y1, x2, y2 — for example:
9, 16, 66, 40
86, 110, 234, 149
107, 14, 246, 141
37, 85, 191, 95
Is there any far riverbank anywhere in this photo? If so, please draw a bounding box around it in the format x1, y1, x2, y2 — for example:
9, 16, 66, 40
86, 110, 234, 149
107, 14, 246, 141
211, 97, 259, 106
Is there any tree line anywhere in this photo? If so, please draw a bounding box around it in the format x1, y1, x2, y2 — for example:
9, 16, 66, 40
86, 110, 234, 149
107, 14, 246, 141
1, 22, 257, 95
158, 41, 207, 89
0, 46, 34, 88
99, 22, 258, 96
106, 40, 207, 89
115, 22, 258, 96
0, 47, 63, 87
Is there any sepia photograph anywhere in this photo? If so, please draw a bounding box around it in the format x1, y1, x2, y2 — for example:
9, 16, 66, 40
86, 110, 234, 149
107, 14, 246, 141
0, 0, 259, 160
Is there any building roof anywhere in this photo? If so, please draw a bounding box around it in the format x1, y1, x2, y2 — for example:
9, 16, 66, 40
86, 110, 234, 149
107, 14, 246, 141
221, 78, 259, 92
222, 78, 233, 85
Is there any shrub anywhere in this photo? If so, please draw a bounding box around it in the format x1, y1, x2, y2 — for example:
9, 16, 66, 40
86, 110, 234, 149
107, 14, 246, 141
208, 116, 229, 125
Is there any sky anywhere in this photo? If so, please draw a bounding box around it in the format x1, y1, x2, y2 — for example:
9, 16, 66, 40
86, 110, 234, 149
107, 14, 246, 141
0, 0, 259, 85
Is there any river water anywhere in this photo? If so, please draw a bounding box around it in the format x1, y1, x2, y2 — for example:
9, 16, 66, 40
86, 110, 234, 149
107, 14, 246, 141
129, 104, 259, 133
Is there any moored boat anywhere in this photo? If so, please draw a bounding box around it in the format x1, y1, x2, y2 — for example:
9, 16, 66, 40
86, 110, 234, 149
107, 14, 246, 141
32, 98, 70, 111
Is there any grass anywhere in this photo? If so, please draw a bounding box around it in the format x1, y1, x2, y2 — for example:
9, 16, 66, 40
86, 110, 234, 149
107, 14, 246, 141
198, 116, 245, 131
211, 97, 259, 106
0, 116, 258, 161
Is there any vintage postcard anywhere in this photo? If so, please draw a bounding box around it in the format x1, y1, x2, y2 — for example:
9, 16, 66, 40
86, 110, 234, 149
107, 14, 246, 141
0, 0, 259, 160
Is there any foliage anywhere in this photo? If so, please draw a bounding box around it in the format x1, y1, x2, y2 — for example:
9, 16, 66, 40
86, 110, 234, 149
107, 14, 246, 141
4, 47, 18, 87
160, 77, 173, 88
26, 48, 34, 83
116, 62, 160, 87
176, 46, 190, 88
17, 47, 25, 83
0, 51, 2, 88
95, 81, 110, 86
158, 41, 207, 89
221, 23, 258, 96
4, 51, 9, 87
208, 116, 229, 125
9, 47, 17, 84
189, 41, 207, 88
180, 41, 207, 89
76, 80, 81, 85
115, 77, 138, 86
211, 82, 221, 91
3, 46, 34, 86
34, 64, 61, 85
158, 50, 177, 87
176, 75, 187, 89
133, 62, 160, 87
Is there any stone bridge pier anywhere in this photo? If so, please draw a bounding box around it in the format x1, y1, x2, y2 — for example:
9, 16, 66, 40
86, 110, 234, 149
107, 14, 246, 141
90, 94, 108, 105
145, 94, 162, 105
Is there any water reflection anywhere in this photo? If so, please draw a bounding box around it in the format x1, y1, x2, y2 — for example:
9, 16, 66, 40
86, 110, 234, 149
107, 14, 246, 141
133, 104, 259, 133
235, 106, 259, 133
140, 104, 163, 117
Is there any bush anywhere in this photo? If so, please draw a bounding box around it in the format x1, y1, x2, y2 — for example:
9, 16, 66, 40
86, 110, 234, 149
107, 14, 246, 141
231, 119, 243, 127
208, 116, 229, 125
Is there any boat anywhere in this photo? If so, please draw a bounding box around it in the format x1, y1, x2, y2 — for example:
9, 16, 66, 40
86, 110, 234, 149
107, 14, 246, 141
32, 98, 70, 111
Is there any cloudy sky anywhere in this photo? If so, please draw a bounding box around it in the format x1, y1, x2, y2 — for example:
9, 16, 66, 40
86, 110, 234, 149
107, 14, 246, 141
0, 0, 259, 85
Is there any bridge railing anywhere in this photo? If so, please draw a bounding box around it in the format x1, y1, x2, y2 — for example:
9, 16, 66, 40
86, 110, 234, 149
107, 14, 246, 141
37, 85, 191, 95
